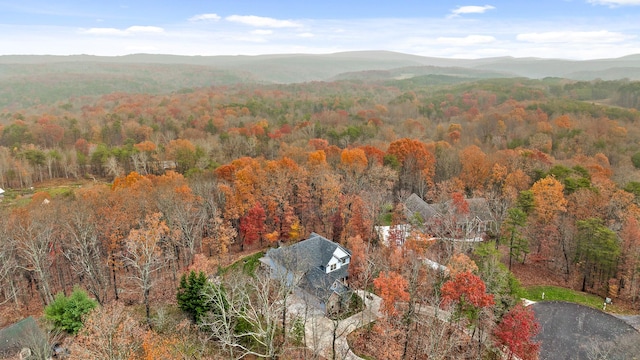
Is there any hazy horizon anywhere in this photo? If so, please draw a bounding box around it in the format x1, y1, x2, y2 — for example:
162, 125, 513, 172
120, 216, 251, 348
2, 1, 640, 60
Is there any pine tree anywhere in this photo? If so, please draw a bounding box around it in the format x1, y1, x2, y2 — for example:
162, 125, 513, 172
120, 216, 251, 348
177, 270, 211, 323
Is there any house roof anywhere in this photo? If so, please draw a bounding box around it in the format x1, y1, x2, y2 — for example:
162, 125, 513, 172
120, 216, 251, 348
0, 316, 46, 358
266, 233, 350, 276
403, 193, 493, 223
299, 267, 350, 301
442, 197, 493, 222
403, 193, 438, 222
265, 233, 351, 300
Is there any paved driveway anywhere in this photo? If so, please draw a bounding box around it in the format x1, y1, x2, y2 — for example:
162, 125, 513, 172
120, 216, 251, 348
287, 290, 382, 360
532, 301, 640, 360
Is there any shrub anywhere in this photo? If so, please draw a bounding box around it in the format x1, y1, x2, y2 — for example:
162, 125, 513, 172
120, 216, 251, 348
44, 288, 97, 334
632, 152, 640, 169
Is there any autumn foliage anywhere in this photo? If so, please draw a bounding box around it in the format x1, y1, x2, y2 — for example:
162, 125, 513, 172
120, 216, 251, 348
373, 271, 410, 316
493, 304, 541, 360
4, 67, 640, 359
441, 271, 494, 315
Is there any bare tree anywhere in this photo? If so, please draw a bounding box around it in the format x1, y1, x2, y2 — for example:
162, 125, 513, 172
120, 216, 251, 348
0, 216, 20, 305
201, 271, 285, 359
154, 180, 207, 267
60, 199, 109, 304
9, 205, 57, 305
131, 151, 149, 175
121, 212, 171, 325
70, 302, 144, 360
104, 155, 123, 180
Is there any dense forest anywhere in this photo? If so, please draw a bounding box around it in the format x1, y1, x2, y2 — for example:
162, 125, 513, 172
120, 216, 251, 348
2, 63, 640, 359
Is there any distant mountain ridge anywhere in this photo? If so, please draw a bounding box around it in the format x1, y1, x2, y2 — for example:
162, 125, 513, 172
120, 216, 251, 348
1, 51, 639, 109
2, 51, 640, 83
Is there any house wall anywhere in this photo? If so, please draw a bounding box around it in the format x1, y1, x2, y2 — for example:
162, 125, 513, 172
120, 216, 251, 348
326, 256, 340, 273
325, 247, 350, 274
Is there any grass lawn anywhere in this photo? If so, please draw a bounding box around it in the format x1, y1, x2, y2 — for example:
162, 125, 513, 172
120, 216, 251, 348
524, 285, 625, 312
220, 251, 264, 276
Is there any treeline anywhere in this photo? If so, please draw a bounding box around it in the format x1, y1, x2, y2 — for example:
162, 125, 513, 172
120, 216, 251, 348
1, 78, 640, 189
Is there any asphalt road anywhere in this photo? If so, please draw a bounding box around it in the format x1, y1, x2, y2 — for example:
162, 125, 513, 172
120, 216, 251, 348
532, 301, 640, 360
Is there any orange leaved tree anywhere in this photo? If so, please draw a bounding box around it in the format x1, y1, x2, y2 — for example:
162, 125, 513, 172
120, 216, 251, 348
373, 271, 409, 317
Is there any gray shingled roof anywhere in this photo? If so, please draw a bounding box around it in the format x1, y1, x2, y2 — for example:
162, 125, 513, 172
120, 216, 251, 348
404, 193, 492, 223
0, 316, 47, 358
299, 267, 350, 301
403, 193, 438, 222
442, 197, 492, 221
265, 233, 351, 301
267, 233, 349, 278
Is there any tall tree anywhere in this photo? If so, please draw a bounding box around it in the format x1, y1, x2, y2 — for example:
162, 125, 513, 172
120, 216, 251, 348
153, 172, 206, 267
9, 205, 58, 305
60, 196, 109, 304
619, 215, 640, 302
501, 208, 529, 270
531, 176, 567, 224
122, 212, 171, 325
574, 218, 620, 293
239, 202, 266, 250
459, 145, 490, 193
530, 176, 567, 259
387, 138, 436, 198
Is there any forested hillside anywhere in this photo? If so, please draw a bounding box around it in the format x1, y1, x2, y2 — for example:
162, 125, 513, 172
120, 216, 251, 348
2, 69, 640, 358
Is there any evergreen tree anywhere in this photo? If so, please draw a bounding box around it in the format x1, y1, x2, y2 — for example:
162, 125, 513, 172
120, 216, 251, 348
502, 207, 529, 270
177, 270, 211, 323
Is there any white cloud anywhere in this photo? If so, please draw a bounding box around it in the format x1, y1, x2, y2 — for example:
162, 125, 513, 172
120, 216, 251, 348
251, 29, 273, 35
126, 26, 164, 34
83, 27, 124, 35
189, 13, 221, 22
450, 5, 495, 17
82, 26, 164, 36
517, 30, 632, 43
587, 0, 640, 6
226, 15, 302, 28
436, 35, 496, 45
5, 15, 640, 61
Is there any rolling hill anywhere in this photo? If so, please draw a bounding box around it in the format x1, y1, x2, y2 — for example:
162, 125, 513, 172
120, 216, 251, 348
1, 51, 639, 109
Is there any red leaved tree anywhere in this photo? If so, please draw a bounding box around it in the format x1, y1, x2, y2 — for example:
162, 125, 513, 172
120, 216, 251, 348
239, 202, 266, 250
493, 304, 540, 360
441, 271, 494, 323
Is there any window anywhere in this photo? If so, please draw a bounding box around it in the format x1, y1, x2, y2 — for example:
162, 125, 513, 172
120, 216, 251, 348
329, 263, 337, 271
340, 257, 349, 264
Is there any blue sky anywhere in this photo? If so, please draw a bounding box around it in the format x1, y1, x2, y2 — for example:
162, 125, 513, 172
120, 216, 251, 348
2, 0, 640, 59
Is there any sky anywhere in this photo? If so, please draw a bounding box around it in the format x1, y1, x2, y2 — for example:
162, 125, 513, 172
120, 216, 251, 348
2, 0, 640, 59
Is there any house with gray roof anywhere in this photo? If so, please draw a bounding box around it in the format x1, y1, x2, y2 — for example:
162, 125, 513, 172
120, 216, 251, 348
403, 193, 496, 240
403, 193, 438, 224
0, 317, 48, 359
260, 233, 352, 315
